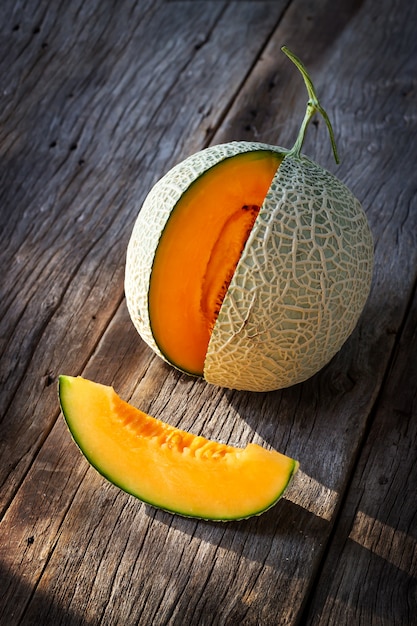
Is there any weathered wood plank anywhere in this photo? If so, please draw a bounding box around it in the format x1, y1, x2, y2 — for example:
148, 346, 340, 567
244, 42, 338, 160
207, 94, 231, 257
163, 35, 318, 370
0, 0, 288, 515
303, 283, 417, 625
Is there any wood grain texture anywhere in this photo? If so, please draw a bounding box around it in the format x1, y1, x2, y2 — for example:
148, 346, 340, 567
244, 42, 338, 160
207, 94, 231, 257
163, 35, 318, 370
0, 0, 416, 624
304, 284, 417, 625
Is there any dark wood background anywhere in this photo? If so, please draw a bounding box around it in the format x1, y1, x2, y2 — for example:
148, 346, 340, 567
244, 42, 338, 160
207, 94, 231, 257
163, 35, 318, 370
1, 0, 416, 624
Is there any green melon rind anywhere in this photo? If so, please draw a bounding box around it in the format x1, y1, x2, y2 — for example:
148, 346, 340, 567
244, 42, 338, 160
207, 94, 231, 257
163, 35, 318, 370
204, 155, 374, 391
58, 375, 120, 492
59, 375, 298, 521
125, 141, 284, 367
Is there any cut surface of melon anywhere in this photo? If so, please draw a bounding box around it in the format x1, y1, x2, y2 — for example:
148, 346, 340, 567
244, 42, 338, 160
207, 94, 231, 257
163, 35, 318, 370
59, 375, 298, 520
148, 150, 282, 375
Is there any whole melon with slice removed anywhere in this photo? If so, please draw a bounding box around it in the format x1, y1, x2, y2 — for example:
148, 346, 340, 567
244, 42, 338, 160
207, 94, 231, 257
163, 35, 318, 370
59, 375, 298, 520
125, 47, 374, 392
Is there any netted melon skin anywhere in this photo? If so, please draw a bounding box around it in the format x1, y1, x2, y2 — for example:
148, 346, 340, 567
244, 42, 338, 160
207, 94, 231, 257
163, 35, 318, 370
204, 156, 374, 392
125, 141, 283, 362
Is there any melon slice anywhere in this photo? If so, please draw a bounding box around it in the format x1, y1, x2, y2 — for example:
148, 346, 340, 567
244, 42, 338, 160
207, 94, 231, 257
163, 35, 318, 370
59, 375, 298, 520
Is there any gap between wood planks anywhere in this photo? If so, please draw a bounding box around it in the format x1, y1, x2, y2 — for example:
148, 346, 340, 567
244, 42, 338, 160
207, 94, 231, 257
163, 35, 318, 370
297, 270, 417, 623
201, 0, 294, 148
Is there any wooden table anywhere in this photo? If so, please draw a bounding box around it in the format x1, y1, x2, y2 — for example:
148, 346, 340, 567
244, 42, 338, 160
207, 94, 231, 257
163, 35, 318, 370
1, 1, 416, 624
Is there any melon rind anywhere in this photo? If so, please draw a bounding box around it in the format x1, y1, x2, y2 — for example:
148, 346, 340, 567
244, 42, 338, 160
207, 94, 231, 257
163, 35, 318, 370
125, 141, 284, 365
204, 155, 374, 391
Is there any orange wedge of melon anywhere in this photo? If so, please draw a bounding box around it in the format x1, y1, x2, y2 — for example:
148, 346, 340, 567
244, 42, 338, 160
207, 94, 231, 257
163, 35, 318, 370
59, 375, 298, 520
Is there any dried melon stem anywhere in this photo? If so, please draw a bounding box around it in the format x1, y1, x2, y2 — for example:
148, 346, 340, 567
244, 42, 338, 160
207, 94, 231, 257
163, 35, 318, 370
281, 46, 339, 164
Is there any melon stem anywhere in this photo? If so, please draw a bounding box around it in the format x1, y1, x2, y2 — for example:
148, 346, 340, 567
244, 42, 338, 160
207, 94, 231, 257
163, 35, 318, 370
281, 46, 340, 164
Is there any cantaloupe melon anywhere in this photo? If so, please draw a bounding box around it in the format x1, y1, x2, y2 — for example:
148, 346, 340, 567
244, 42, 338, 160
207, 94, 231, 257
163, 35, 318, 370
59, 375, 298, 520
125, 47, 374, 392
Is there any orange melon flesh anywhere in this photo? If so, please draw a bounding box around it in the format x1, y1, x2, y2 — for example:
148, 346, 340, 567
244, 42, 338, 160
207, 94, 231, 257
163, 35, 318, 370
59, 375, 298, 520
148, 150, 282, 375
